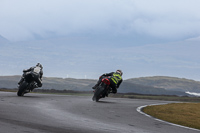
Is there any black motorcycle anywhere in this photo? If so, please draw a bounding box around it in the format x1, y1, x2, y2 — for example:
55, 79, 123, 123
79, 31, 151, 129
92, 78, 112, 102
17, 73, 37, 96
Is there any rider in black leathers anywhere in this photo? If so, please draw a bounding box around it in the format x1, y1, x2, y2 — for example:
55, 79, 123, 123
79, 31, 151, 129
18, 63, 43, 89
92, 70, 123, 94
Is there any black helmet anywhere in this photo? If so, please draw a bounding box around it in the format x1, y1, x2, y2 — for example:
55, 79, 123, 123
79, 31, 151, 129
36, 63, 43, 69
116, 70, 123, 76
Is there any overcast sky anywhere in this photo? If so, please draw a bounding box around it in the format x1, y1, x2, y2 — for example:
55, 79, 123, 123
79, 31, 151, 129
1, 0, 200, 43
0, 0, 200, 81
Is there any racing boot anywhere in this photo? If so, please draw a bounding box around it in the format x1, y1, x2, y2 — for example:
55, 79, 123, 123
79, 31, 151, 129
92, 84, 99, 89
18, 77, 24, 85
92, 80, 102, 89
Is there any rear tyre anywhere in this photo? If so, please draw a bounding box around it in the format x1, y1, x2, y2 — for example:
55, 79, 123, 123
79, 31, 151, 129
92, 87, 104, 102
17, 82, 28, 96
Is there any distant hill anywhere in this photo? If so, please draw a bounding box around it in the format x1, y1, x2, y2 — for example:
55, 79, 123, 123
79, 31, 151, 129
0, 35, 9, 44
126, 76, 200, 93
0, 75, 96, 91
118, 81, 187, 96
0, 75, 199, 96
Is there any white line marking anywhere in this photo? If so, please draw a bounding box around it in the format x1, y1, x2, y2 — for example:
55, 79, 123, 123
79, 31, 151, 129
137, 103, 200, 132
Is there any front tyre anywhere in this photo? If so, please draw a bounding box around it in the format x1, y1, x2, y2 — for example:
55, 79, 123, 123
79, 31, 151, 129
17, 82, 28, 96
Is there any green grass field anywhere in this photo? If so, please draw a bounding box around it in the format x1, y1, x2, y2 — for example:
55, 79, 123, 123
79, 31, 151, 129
143, 103, 200, 130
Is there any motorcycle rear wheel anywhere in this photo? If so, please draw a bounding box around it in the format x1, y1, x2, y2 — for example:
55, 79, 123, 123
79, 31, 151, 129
17, 81, 28, 96
92, 86, 104, 102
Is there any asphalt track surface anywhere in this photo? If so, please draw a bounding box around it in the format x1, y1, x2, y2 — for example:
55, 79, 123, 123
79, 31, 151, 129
0, 91, 199, 133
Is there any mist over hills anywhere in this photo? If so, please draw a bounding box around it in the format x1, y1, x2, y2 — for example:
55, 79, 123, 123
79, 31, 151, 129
0, 35, 9, 44
0, 36, 200, 80
1, 75, 199, 96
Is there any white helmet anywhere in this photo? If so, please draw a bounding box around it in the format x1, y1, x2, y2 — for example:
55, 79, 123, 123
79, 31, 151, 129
36, 63, 43, 69
116, 70, 123, 76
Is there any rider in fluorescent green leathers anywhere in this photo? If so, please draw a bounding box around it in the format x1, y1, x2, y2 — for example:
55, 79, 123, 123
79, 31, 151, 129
92, 70, 123, 94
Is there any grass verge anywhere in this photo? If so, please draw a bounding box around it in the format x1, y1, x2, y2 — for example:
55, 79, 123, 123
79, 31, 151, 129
143, 103, 200, 130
